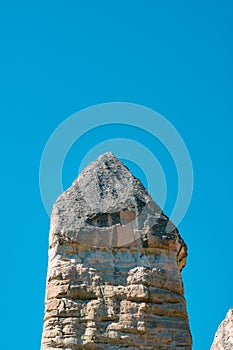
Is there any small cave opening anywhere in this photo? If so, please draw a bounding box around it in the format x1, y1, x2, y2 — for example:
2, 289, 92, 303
86, 208, 136, 228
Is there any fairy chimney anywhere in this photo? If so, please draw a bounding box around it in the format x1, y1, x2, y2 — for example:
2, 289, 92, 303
41, 152, 192, 349
211, 308, 233, 350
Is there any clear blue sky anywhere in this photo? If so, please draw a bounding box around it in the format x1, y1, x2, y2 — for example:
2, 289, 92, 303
1, 1, 233, 349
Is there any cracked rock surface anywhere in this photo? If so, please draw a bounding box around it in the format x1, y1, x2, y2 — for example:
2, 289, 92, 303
211, 308, 233, 350
41, 152, 192, 349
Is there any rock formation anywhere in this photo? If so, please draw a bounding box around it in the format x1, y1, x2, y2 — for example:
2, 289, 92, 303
41, 152, 192, 349
211, 308, 233, 349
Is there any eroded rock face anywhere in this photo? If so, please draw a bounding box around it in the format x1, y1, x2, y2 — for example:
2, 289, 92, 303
41, 152, 192, 349
211, 308, 233, 350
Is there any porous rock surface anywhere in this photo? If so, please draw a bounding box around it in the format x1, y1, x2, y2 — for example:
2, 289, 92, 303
41, 152, 192, 349
211, 308, 233, 350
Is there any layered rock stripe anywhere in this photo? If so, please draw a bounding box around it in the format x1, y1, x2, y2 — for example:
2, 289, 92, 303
41, 152, 192, 349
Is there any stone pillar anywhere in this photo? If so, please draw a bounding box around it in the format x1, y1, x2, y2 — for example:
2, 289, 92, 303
211, 308, 233, 350
41, 152, 192, 349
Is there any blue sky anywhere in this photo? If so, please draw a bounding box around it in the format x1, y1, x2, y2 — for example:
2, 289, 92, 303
1, 1, 233, 349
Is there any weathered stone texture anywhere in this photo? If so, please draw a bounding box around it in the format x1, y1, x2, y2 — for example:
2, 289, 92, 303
41, 152, 192, 349
211, 308, 233, 350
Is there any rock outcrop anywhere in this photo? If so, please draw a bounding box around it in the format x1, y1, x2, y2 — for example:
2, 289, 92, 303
211, 308, 233, 350
41, 152, 192, 349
